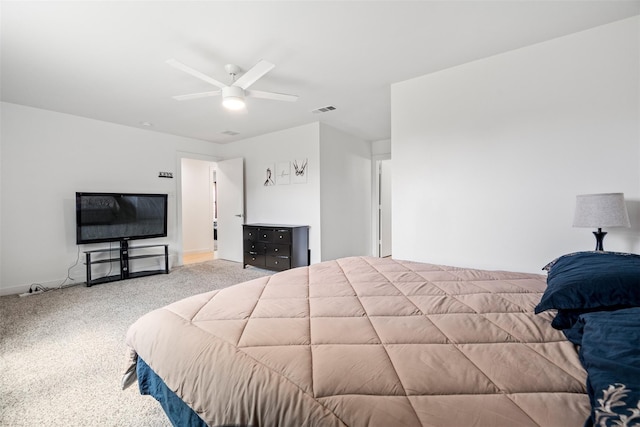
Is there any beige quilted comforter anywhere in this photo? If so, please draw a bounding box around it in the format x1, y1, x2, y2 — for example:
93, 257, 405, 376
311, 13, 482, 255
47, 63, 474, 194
124, 256, 591, 426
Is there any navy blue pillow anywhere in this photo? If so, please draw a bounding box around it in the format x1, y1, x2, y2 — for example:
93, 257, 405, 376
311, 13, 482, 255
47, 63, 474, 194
551, 309, 583, 330
551, 305, 633, 330
576, 308, 640, 427
535, 252, 640, 314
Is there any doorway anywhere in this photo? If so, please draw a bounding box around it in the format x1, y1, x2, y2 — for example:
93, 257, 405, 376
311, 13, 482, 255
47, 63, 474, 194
376, 158, 392, 257
178, 155, 245, 266
181, 158, 216, 264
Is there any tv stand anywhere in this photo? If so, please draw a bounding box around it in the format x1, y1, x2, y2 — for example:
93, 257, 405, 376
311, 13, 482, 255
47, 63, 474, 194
84, 241, 169, 287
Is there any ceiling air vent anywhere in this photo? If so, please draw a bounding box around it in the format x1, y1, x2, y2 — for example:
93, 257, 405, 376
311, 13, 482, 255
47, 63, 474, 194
311, 105, 337, 114
221, 130, 240, 136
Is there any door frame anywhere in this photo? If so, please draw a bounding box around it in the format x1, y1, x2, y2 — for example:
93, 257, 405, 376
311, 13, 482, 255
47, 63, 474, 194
371, 153, 391, 257
176, 151, 221, 266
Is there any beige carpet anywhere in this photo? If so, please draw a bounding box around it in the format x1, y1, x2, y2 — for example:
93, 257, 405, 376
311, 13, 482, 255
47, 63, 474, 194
0, 260, 272, 426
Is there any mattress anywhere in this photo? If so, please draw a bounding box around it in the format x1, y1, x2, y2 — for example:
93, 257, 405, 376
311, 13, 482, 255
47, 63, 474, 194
124, 256, 590, 426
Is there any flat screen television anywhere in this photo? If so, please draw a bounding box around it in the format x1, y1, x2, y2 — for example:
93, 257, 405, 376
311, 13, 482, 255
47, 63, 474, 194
76, 192, 168, 244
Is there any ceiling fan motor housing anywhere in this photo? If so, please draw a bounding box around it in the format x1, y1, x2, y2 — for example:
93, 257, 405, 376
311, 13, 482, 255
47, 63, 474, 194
223, 86, 244, 98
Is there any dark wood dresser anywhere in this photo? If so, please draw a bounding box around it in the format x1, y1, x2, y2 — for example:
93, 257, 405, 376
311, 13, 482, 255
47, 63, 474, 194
243, 223, 310, 271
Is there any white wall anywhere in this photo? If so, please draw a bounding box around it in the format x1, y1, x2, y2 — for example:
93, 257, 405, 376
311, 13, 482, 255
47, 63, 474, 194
392, 16, 640, 274
319, 123, 372, 260
0, 102, 222, 295
372, 139, 391, 157
220, 123, 323, 264
181, 158, 214, 254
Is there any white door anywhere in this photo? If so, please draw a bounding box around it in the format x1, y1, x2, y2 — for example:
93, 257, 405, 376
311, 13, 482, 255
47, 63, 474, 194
379, 159, 392, 257
216, 157, 244, 263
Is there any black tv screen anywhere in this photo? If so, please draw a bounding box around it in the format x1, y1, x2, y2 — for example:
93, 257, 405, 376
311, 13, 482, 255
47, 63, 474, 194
76, 192, 168, 244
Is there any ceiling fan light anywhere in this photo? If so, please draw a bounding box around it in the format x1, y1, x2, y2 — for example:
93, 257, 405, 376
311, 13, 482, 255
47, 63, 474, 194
222, 96, 245, 110
222, 85, 246, 110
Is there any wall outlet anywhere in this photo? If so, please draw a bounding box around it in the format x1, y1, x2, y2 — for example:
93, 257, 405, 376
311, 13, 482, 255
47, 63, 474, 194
158, 171, 173, 178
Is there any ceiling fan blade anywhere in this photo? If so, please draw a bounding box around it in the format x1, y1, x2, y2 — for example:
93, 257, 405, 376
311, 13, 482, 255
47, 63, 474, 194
166, 59, 227, 89
172, 90, 221, 101
246, 90, 298, 102
233, 60, 275, 90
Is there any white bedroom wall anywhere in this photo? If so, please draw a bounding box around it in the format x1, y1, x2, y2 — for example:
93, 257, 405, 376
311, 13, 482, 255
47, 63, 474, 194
0, 102, 222, 295
319, 123, 372, 261
392, 16, 640, 274
219, 122, 322, 264
372, 139, 391, 157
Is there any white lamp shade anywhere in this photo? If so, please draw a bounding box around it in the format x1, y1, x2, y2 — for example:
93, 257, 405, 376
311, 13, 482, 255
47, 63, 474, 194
222, 86, 246, 110
573, 193, 631, 228
222, 96, 245, 110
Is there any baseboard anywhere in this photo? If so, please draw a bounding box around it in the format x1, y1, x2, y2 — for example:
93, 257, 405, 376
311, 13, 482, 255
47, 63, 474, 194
1, 284, 31, 297
183, 248, 214, 255
0, 277, 83, 297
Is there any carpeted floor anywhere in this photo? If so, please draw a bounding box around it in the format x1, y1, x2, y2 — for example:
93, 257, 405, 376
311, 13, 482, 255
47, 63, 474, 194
0, 260, 272, 426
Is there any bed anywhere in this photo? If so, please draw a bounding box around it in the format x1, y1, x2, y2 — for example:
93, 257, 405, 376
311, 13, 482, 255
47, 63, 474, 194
122, 254, 640, 427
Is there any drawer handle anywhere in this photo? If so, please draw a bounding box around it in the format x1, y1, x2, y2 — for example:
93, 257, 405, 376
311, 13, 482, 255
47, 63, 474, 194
274, 261, 278, 264
263, 234, 267, 238
274, 248, 278, 252
279, 236, 283, 239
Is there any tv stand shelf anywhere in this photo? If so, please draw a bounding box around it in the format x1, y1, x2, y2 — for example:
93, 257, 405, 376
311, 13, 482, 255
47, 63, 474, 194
84, 242, 169, 287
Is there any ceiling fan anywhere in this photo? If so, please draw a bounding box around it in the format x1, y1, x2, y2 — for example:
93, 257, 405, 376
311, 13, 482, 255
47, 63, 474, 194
166, 59, 298, 110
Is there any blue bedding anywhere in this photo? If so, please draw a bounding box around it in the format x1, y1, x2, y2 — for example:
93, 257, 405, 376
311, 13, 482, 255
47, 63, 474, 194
536, 252, 640, 427
137, 357, 208, 427
565, 308, 640, 427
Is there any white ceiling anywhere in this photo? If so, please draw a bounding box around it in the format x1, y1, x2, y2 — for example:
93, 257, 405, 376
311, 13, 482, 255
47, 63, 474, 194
2, 1, 639, 144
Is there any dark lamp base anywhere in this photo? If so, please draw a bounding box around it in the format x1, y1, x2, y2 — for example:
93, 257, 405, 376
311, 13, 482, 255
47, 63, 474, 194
593, 228, 607, 251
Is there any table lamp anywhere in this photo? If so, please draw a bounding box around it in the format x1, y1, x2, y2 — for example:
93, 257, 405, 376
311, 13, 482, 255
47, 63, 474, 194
572, 193, 630, 251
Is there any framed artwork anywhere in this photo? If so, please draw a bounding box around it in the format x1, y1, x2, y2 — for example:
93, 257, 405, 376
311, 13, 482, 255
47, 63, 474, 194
292, 158, 308, 184
276, 162, 291, 185
263, 164, 275, 186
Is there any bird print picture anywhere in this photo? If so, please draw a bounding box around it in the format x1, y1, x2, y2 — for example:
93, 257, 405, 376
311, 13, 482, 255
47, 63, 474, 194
292, 159, 308, 184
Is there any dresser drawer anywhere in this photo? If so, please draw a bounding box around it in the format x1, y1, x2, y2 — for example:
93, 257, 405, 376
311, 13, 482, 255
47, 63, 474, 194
257, 229, 274, 242
266, 256, 290, 271
243, 228, 259, 241
266, 243, 290, 257
273, 229, 291, 244
245, 242, 266, 255
244, 254, 266, 268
